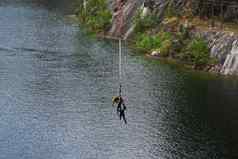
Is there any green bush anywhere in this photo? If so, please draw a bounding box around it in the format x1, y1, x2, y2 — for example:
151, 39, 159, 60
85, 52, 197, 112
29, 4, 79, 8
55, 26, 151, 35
135, 32, 173, 56
134, 10, 159, 33
158, 32, 173, 41
159, 40, 172, 57
182, 38, 210, 66
97, 10, 112, 30
77, 0, 112, 33
135, 34, 158, 52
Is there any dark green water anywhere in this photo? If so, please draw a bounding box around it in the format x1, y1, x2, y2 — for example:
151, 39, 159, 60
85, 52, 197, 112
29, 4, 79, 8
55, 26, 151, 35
0, 1, 238, 159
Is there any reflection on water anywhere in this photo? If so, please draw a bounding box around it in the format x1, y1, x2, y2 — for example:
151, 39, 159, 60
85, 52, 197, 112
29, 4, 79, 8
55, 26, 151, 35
1, 1, 238, 159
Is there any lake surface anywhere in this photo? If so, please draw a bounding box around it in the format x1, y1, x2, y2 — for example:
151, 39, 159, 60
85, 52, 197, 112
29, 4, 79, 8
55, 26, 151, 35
1, 1, 238, 159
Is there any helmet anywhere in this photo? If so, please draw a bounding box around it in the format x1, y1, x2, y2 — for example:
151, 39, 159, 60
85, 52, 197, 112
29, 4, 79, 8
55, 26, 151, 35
112, 96, 120, 104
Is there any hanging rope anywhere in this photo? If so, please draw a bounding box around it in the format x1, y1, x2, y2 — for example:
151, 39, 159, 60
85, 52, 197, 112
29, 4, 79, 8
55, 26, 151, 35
118, 38, 123, 96
119, 38, 122, 83
116, 0, 125, 97
123, 40, 127, 99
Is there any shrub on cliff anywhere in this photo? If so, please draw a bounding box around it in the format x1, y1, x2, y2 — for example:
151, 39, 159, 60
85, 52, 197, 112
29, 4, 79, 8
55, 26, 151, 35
133, 8, 159, 33
135, 34, 160, 52
77, 0, 112, 33
181, 38, 210, 67
159, 40, 173, 57
135, 32, 173, 57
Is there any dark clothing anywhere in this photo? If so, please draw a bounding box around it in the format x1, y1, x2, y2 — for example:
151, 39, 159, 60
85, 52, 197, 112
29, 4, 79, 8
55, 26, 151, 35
116, 99, 122, 113
116, 98, 125, 113
117, 98, 127, 124
119, 107, 127, 124
113, 96, 127, 124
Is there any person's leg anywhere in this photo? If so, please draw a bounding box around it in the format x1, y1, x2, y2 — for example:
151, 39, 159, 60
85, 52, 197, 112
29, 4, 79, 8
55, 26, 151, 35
120, 111, 122, 120
122, 112, 127, 124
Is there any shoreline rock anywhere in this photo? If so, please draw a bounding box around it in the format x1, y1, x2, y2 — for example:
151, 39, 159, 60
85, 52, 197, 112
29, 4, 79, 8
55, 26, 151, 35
191, 29, 238, 76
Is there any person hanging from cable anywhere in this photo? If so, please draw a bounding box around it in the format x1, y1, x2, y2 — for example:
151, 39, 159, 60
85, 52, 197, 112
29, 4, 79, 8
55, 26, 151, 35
112, 96, 127, 124
112, 85, 127, 124
118, 96, 127, 124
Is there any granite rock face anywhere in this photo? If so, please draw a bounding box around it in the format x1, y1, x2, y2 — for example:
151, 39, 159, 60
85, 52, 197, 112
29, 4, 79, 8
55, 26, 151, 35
107, 0, 187, 38
221, 40, 238, 75
106, 0, 238, 75
192, 30, 238, 75
108, 0, 144, 38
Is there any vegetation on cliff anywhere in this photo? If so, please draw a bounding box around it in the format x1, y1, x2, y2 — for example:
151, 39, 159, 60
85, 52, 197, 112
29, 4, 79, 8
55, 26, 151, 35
179, 38, 210, 67
135, 32, 173, 57
132, 1, 219, 69
76, 0, 112, 33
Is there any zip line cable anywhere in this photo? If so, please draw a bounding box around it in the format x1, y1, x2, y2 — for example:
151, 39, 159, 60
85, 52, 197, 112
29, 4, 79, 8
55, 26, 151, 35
117, 38, 123, 97
113, 39, 117, 94
119, 38, 122, 83
123, 40, 127, 99
118, 39, 127, 97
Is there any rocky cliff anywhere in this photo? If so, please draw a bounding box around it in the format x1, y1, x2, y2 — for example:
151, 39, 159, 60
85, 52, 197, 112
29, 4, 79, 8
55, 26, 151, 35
105, 0, 238, 76
107, 0, 143, 38
192, 29, 238, 75
108, 0, 188, 38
